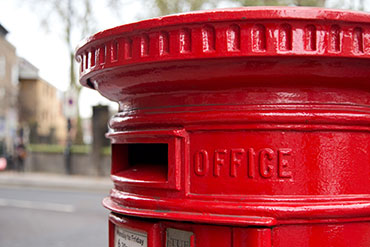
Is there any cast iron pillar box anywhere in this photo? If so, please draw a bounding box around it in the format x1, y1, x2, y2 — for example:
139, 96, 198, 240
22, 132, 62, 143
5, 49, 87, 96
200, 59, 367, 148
77, 7, 370, 247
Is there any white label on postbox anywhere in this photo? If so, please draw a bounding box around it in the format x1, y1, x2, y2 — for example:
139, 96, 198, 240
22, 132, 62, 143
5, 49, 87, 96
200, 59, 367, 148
166, 228, 193, 247
115, 226, 147, 247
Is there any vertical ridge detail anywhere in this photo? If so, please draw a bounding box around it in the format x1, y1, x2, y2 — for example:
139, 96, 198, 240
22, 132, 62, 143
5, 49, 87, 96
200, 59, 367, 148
353, 27, 364, 53
140, 34, 150, 57
179, 28, 191, 53
305, 25, 317, 51
84, 53, 88, 70
330, 25, 341, 52
252, 24, 266, 52
159, 31, 170, 56
79, 55, 84, 72
90, 48, 96, 67
202, 25, 216, 52
87, 52, 91, 69
111, 41, 119, 62
279, 24, 292, 51
227, 25, 241, 52
124, 38, 133, 59
99, 45, 106, 65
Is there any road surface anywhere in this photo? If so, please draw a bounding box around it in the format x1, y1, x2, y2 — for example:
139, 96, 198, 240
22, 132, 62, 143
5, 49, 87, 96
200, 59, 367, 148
0, 186, 110, 247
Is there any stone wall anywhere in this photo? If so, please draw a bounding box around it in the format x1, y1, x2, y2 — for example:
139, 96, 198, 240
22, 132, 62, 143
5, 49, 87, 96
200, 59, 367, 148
25, 152, 111, 177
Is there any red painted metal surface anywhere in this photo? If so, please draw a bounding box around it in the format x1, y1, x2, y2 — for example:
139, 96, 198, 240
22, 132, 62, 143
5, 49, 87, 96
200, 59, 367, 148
77, 7, 370, 247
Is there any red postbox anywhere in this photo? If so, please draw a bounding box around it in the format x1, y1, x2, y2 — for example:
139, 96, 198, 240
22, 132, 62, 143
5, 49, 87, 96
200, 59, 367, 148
76, 7, 370, 247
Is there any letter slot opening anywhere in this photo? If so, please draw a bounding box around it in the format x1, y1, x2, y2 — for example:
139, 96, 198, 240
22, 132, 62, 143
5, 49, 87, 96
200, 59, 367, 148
112, 143, 169, 183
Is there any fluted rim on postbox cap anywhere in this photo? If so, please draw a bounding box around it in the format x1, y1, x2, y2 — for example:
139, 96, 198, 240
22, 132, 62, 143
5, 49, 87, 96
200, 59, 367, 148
76, 7, 370, 229
76, 7, 370, 90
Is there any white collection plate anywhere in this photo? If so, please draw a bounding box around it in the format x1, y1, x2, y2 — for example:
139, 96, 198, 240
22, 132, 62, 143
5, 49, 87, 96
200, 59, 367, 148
115, 226, 148, 247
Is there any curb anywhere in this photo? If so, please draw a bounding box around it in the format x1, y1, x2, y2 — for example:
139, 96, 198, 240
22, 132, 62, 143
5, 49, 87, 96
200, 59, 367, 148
0, 171, 113, 192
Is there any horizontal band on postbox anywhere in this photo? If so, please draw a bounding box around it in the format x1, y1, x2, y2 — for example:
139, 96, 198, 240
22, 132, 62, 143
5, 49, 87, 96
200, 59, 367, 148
109, 105, 370, 131
103, 195, 370, 226
107, 127, 369, 193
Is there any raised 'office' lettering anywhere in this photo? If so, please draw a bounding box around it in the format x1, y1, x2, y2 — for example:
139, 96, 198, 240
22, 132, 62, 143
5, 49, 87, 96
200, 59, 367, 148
193, 147, 293, 179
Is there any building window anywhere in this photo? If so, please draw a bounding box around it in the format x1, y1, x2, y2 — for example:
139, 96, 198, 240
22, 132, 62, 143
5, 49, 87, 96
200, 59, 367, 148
11, 65, 18, 85
0, 56, 5, 79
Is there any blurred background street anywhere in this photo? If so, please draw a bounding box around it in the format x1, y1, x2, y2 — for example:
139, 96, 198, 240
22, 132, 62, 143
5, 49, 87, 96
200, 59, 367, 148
0, 0, 369, 246
0, 0, 368, 176
0, 172, 111, 247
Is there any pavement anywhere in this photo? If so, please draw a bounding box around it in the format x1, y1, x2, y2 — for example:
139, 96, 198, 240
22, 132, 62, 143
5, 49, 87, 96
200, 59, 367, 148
0, 171, 113, 192
0, 185, 109, 247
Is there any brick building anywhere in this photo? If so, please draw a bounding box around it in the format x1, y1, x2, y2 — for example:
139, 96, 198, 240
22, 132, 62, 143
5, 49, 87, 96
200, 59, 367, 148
18, 58, 67, 144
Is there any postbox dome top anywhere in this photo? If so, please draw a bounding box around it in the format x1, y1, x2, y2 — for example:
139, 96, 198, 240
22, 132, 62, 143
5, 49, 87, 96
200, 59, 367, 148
76, 7, 370, 90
